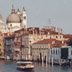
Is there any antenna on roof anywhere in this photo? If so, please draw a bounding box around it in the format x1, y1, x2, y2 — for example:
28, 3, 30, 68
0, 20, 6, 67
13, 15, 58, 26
11, 4, 15, 13
23, 6, 26, 11
48, 18, 52, 30
12, 4, 14, 9
48, 18, 51, 26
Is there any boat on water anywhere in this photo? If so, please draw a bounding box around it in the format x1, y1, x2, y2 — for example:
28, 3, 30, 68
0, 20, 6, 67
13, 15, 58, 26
16, 60, 34, 70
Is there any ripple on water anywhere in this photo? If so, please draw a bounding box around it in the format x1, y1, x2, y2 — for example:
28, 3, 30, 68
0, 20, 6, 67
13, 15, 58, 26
0, 61, 72, 72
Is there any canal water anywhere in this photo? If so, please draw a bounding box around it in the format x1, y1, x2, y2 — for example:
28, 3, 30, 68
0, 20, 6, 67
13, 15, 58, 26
0, 60, 72, 72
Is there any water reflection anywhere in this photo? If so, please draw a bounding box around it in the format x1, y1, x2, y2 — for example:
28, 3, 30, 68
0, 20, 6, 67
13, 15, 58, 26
0, 60, 72, 72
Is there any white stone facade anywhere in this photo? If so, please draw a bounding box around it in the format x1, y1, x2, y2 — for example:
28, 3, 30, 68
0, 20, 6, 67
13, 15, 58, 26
7, 23, 21, 32
32, 43, 49, 61
68, 46, 72, 59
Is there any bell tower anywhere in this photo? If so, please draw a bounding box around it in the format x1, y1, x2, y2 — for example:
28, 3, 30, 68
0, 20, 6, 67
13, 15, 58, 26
21, 7, 27, 29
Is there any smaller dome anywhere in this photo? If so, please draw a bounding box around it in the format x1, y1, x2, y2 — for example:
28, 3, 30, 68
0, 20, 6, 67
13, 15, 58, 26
6, 12, 21, 23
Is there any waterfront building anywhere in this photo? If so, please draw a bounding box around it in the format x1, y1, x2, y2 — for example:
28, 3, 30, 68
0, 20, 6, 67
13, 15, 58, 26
0, 32, 4, 58
13, 27, 41, 60
31, 38, 71, 65
49, 46, 69, 65
31, 39, 65, 61
68, 46, 72, 60
4, 33, 14, 59
13, 29, 24, 60
13, 25, 69, 60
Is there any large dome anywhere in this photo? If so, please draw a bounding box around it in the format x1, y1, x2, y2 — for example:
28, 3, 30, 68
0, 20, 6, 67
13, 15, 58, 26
6, 13, 21, 23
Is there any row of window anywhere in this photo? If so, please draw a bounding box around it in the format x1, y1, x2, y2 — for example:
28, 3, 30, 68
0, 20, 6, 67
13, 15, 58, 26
32, 48, 48, 50
50, 48, 60, 55
32, 48, 60, 55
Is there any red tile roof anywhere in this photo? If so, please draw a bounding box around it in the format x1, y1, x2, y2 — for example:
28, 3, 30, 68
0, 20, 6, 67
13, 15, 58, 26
63, 34, 72, 39
34, 39, 62, 44
33, 39, 64, 48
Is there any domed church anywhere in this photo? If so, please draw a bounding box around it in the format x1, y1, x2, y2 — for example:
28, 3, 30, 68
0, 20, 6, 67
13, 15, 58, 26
6, 6, 27, 32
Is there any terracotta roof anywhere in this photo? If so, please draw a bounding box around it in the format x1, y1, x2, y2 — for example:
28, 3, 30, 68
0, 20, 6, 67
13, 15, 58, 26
34, 39, 62, 44
40, 28, 62, 35
63, 34, 72, 39
33, 39, 64, 48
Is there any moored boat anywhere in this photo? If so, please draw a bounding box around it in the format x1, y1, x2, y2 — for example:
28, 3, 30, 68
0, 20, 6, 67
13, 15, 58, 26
16, 60, 34, 70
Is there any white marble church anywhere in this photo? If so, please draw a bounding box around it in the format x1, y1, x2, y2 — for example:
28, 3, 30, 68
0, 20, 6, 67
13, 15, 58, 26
6, 6, 27, 32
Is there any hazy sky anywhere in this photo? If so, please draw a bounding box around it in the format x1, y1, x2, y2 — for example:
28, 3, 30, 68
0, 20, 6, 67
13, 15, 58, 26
0, 0, 72, 34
